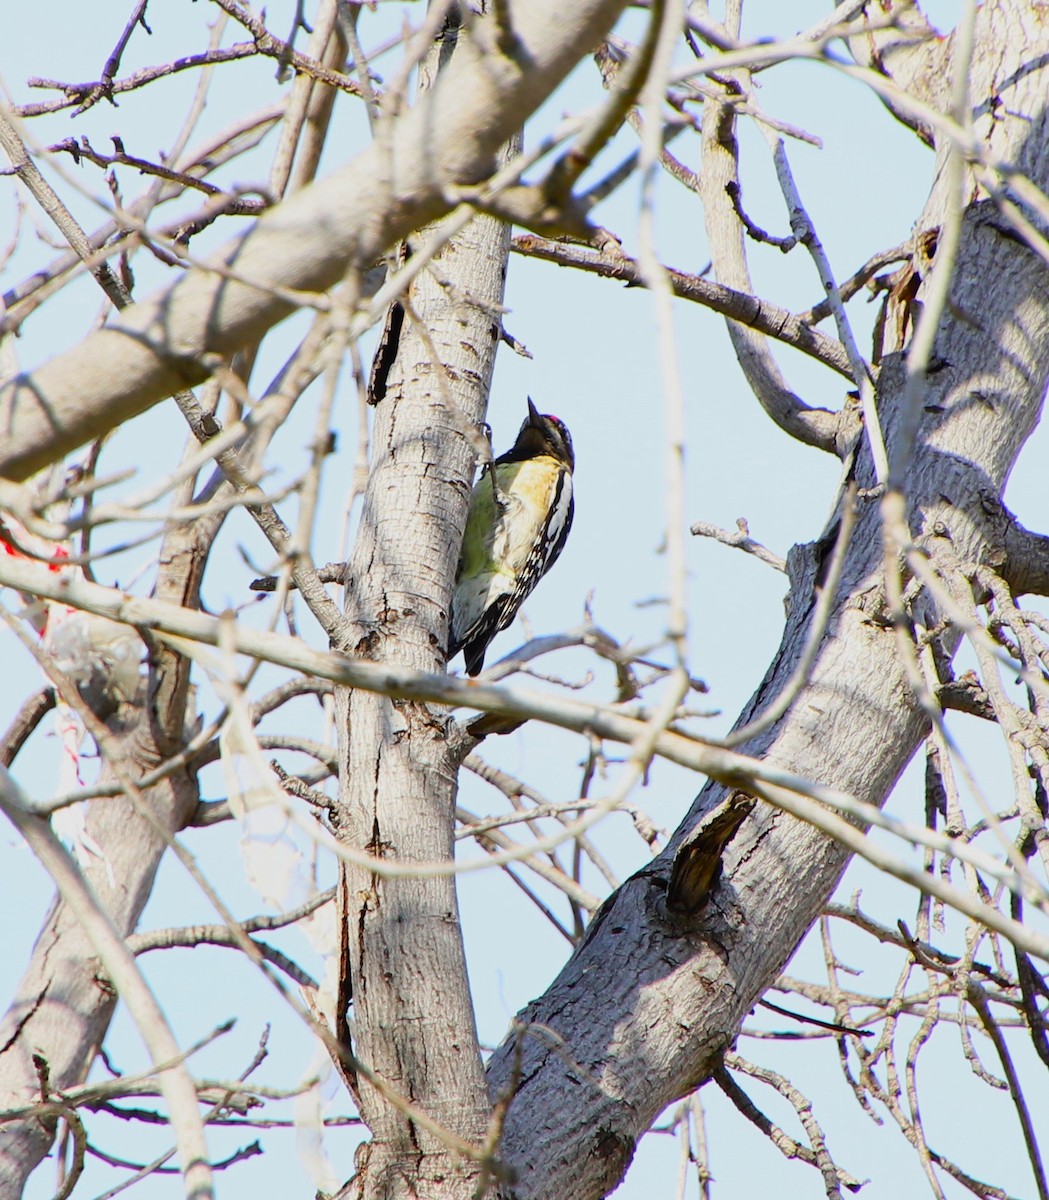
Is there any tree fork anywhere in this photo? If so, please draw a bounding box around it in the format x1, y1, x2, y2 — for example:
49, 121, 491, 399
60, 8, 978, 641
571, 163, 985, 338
485, 6, 1049, 1197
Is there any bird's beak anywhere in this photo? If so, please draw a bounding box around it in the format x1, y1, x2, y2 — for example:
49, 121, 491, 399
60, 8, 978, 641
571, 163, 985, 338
526, 397, 543, 426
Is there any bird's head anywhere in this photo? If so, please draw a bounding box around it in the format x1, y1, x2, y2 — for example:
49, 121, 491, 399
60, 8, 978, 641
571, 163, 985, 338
511, 397, 575, 470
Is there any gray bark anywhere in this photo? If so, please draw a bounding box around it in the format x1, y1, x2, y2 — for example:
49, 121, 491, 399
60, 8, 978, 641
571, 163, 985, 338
485, 5, 1049, 1197
333, 226, 507, 1193
332, 25, 515, 1196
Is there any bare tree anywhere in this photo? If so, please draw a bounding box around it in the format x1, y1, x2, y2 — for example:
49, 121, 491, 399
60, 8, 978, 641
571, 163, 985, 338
0, 3, 1047, 1200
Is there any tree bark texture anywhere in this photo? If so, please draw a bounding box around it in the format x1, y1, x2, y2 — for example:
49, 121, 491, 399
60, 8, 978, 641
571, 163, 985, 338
333, 28, 515, 1195
485, 6, 1049, 1197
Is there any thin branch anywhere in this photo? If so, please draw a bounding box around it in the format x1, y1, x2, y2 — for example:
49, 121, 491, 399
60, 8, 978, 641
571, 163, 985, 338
71, 0, 152, 115
1, 103, 284, 331
513, 234, 854, 379
49, 134, 271, 212
719, 485, 856, 748
0, 111, 129, 313
698, 73, 854, 454
691, 517, 786, 571
249, 560, 346, 592
127, 927, 318, 990
797, 241, 911, 325
716, 1057, 861, 1197
456, 804, 602, 913
3, 550, 1049, 962
0, 687, 56, 767
84, 1137, 261, 1176
636, 0, 689, 671
970, 958, 1049, 1198
543, 0, 665, 205
763, 129, 887, 484
16, 32, 360, 119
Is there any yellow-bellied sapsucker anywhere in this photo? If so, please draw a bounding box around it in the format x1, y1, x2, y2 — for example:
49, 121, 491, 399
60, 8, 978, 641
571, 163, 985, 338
449, 399, 575, 675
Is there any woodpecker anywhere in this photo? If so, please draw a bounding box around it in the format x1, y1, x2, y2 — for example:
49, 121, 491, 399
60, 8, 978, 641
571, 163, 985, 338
449, 398, 575, 675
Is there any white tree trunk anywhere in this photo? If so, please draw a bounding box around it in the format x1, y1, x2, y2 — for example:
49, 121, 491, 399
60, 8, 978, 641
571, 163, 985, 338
333, 25, 516, 1195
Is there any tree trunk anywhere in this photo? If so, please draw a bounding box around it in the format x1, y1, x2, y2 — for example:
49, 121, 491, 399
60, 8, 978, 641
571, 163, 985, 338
0, 516, 211, 1193
485, 5, 1049, 1196
333, 24, 514, 1196
0, 758, 199, 1194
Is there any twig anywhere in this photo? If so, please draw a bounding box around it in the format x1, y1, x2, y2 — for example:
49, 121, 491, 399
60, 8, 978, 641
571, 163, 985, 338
0, 111, 129, 313
797, 242, 911, 325
1, 104, 283, 331
85, 1136, 261, 1175
128, 925, 318, 989
690, 517, 786, 572
455, 804, 602, 913
763, 129, 887, 483
49, 134, 271, 211
250, 560, 346, 592
79, 0, 153, 115
544, 0, 667, 205
719, 485, 856, 748
969, 986, 1049, 1200
16, 31, 360, 119
697, 64, 850, 454
635, 0, 689, 671
716, 1057, 861, 1197
725, 179, 795, 250
757, 997, 871, 1039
